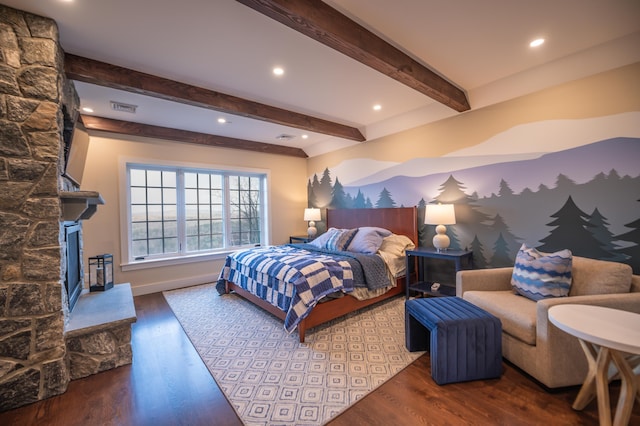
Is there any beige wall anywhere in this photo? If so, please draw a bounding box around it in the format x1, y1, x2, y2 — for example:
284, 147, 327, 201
81, 133, 308, 295
81, 63, 640, 295
307, 62, 640, 172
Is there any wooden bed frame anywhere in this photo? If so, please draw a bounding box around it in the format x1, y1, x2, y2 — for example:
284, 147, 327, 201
223, 207, 418, 342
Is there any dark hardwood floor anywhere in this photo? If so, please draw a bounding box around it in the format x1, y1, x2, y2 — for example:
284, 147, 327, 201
1, 292, 638, 426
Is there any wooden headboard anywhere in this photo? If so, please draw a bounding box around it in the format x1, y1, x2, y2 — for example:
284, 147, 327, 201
326, 207, 418, 245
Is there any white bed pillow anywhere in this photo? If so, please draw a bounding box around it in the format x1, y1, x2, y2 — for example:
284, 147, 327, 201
378, 234, 415, 277
378, 234, 415, 257
347, 226, 392, 254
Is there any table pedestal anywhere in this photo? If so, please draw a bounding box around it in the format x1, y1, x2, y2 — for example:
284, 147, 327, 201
572, 339, 640, 426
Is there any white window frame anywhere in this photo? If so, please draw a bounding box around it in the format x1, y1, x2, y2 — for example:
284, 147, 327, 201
119, 157, 270, 271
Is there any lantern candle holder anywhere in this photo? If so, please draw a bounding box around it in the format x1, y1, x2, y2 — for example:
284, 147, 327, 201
88, 254, 114, 292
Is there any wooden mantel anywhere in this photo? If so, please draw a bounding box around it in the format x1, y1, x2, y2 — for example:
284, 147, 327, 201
60, 191, 105, 221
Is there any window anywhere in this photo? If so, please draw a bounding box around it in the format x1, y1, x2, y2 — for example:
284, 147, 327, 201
126, 164, 267, 264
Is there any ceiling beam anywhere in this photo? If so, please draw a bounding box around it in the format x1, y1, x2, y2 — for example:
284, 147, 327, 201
65, 54, 365, 142
81, 115, 309, 158
236, 0, 470, 112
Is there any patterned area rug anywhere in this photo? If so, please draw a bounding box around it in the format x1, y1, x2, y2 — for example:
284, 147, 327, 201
163, 284, 423, 425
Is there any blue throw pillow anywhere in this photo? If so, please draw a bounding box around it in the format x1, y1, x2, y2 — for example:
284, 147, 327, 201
325, 228, 358, 252
511, 244, 573, 301
308, 228, 339, 248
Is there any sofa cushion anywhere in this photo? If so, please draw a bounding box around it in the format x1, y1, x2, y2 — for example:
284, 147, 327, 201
569, 256, 633, 296
511, 244, 572, 301
463, 290, 537, 345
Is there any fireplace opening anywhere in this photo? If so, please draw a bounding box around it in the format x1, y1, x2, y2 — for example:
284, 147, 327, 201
65, 223, 82, 311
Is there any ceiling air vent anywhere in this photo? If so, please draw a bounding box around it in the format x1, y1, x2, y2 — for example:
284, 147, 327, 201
276, 134, 294, 141
110, 101, 138, 114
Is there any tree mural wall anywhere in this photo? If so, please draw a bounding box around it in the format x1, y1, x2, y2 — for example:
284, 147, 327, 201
307, 138, 640, 273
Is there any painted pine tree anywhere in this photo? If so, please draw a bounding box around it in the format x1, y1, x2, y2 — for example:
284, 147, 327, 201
432, 175, 492, 224
589, 208, 625, 261
490, 233, 513, 267
470, 236, 488, 269
316, 168, 333, 207
376, 187, 396, 208
490, 213, 521, 263
538, 196, 610, 258
307, 178, 318, 208
331, 177, 350, 208
615, 199, 640, 274
353, 189, 367, 208
309, 174, 321, 207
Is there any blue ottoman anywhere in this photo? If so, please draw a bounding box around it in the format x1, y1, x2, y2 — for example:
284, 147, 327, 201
405, 297, 502, 385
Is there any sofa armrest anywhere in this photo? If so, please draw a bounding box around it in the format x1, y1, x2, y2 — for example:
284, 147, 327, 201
537, 292, 640, 347
537, 292, 640, 316
531, 292, 640, 387
456, 267, 513, 296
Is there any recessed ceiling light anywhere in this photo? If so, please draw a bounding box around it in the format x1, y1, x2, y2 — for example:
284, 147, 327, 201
373, 104, 382, 111
301, 134, 309, 139
273, 67, 284, 76
82, 107, 94, 113
217, 118, 227, 124
529, 38, 545, 48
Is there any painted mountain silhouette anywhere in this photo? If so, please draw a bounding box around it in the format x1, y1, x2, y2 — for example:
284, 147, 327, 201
344, 137, 640, 207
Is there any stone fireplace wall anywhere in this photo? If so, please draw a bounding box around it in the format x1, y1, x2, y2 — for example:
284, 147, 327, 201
0, 5, 79, 411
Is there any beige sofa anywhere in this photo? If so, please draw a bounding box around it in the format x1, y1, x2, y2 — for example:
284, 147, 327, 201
456, 256, 640, 389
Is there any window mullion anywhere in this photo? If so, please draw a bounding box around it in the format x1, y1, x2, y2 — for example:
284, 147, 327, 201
260, 177, 267, 244
223, 174, 231, 248
177, 169, 186, 254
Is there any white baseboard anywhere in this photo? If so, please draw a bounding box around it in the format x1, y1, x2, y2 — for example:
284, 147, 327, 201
130, 273, 218, 296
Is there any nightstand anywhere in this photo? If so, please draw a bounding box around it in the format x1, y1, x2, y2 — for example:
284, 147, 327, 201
289, 235, 312, 243
405, 247, 473, 298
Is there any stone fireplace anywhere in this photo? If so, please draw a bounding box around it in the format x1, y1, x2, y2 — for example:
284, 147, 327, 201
0, 5, 134, 412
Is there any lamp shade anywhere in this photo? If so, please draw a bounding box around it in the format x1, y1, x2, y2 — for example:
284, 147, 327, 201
425, 204, 456, 251
304, 208, 321, 221
425, 204, 456, 225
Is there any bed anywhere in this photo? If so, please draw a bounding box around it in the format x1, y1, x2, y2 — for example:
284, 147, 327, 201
216, 207, 418, 342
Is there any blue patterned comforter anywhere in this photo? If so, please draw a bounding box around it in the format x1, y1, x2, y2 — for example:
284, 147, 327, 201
216, 245, 386, 332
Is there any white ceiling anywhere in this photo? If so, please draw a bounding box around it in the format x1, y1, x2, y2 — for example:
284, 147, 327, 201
6, 0, 640, 157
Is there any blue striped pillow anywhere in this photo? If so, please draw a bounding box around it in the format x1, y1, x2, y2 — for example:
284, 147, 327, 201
511, 244, 573, 301
325, 228, 358, 252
